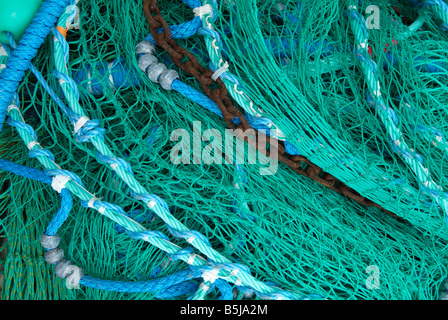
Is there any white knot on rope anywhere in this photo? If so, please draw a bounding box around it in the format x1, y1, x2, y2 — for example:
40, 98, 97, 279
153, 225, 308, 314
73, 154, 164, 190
88, 196, 100, 208
27, 140, 40, 151
186, 236, 196, 244
187, 253, 197, 265
211, 61, 229, 81
147, 199, 157, 209
202, 267, 220, 284
73, 116, 89, 134
51, 175, 71, 193
193, 4, 213, 19
6, 104, 20, 114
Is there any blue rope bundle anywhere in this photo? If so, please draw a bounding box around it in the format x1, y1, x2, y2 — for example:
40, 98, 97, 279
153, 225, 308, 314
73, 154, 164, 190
0, 0, 70, 132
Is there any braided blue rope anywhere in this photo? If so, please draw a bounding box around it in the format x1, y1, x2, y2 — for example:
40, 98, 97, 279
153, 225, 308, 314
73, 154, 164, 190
45, 169, 84, 187
171, 79, 229, 120
29, 149, 56, 162
79, 268, 202, 294
0, 0, 70, 132
6, 118, 38, 141
214, 279, 234, 300
4, 98, 210, 296
166, 225, 212, 247
157, 280, 200, 298
1, 4, 310, 299
170, 247, 195, 262
2, 38, 76, 120
96, 153, 135, 177
144, 18, 202, 45
126, 229, 171, 242
0, 158, 73, 236
143, 0, 219, 45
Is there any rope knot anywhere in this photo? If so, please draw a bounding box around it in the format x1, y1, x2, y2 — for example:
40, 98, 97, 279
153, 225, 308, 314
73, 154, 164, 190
74, 118, 105, 142
211, 61, 229, 81
193, 4, 213, 19
51, 175, 71, 193
202, 267, 220, 284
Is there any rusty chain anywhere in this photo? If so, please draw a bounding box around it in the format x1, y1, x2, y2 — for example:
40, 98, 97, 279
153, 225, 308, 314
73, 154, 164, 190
142, 0, 401, 217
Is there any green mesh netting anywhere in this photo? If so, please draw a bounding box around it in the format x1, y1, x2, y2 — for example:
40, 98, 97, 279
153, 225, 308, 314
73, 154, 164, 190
1, 0, 448, 300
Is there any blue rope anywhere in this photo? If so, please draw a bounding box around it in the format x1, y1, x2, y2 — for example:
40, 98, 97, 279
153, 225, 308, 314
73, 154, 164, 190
0, 0, 70, 132
2, 39, 76, 121
156, 280, 199, 298
144, 17, 203, 45
3, 102, 206, 296
214, 279, 234, 300
143, 0, 209, 45
171, 79, 230, 120
71, 57, 142, 95
0, 158, 73, 236
181, 0, 201, 8
79, 268, 202, 293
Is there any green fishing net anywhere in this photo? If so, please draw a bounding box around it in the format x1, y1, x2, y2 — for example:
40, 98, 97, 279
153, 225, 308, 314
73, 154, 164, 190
1, 0, 448, 300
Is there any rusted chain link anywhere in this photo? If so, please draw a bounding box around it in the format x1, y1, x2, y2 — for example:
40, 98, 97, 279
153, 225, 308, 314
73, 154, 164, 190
142, 0, 399, 217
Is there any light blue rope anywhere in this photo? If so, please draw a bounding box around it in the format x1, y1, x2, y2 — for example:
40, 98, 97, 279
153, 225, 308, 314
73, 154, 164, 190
79, 268, 202, 294
48, 26, 293, 299
4, 96, 208, 297
0, 158, 73, 237
2, 39, 76, 120
143, 0, 210, 44
144, 18, 203, 44
0, 0, 70, 132
171, 79, 228, 120
71, 57, 142, 95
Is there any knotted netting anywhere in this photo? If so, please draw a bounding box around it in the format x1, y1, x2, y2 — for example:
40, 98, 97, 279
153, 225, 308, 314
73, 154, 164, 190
1, 0, 448, 300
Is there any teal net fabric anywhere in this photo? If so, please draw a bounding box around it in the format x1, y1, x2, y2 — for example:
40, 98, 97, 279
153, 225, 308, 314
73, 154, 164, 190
1, 0, 448, 300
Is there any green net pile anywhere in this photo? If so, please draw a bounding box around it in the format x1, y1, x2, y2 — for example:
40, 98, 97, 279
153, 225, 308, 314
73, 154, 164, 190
1, 0, 448, 300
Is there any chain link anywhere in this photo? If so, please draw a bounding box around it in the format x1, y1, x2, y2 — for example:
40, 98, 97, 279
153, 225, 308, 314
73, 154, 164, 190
142, 0, 398, 216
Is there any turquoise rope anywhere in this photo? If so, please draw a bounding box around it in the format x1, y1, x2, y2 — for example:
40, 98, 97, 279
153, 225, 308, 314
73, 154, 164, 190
49, 4, 315, 300
0, 0, 70, 132
347, 3, 448, 222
